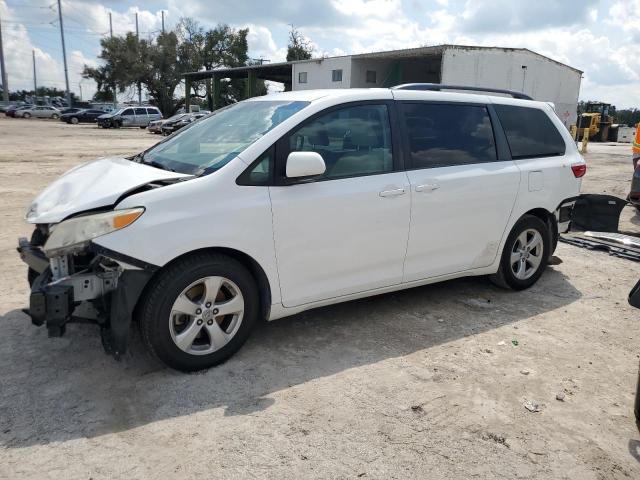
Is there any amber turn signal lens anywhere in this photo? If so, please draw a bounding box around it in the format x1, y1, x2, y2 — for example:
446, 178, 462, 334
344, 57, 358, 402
113, 210, 143, 229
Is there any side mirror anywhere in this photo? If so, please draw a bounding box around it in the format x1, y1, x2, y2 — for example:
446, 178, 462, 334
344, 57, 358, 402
286, 151, 326, 179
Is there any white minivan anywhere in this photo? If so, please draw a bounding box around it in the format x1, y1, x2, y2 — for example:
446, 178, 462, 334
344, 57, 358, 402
18, 85, 585, 371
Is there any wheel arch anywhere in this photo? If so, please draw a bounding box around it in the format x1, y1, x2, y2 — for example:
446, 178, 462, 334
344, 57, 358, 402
522, 207, 558, 257
139, 247, 273, 322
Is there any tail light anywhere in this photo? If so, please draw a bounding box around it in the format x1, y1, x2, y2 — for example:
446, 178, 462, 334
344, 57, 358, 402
571, 163, 586, 178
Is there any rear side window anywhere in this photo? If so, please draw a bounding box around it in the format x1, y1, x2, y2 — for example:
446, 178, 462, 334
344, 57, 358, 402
494, 105, 566, 159
287, 104, 393, 180
402, 103, 497, 169
135, 107, 147, 115
146, 108, 160, 115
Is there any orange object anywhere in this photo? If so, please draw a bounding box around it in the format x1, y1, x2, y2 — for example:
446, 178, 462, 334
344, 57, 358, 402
112, 210, 143, 229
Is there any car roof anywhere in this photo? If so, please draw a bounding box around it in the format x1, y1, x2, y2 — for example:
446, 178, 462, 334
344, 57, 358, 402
247, 87, 547, 110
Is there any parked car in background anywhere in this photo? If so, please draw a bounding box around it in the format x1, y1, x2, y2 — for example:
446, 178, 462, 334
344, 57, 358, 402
18, 86, 585, 371
5, 105, 33, 117
59, 107, 83, 115
97, 106, 162, 128
61, 109, 107, 124
17, 106, 61, 119
147, 113, 187, 134
161, 112, 209, 135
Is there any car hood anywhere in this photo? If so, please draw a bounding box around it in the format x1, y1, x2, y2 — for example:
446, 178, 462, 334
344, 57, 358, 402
26, 156, 192, 224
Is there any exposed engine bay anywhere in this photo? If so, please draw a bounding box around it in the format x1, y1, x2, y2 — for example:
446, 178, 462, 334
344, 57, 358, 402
18, 223, 155, 358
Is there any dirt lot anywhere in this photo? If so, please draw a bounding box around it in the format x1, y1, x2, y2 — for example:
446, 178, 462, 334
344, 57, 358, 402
1, 117, 640, 479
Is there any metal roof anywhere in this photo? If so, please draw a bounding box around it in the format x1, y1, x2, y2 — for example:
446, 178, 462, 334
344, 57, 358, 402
184, 43, 582, 80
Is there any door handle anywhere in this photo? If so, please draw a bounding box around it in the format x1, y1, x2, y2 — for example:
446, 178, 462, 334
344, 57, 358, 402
379, 188, 406, 198
415, 183, 440, 192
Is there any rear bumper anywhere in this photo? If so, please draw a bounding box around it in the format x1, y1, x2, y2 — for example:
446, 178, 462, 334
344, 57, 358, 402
556, 197, 578, 233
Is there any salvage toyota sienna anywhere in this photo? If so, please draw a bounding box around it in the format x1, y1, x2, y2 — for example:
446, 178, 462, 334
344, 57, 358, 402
18, 85, 585, 371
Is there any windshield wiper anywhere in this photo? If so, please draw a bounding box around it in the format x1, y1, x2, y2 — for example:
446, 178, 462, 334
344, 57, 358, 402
143, 159, 175, 172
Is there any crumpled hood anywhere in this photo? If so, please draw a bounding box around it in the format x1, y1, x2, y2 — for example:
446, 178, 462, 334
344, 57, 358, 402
26, 156, 191, 224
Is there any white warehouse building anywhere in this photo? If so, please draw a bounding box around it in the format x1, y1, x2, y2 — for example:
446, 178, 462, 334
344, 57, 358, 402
185, 44, 582, 127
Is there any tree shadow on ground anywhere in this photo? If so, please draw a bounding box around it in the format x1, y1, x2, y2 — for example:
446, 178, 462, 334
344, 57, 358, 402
0, 268, 581, 447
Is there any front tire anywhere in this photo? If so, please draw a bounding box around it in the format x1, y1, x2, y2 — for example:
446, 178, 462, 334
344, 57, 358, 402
22, 112, 31, 118
490, 215, 550, 290
138, 253, 259, 372
70, 116, 79, 124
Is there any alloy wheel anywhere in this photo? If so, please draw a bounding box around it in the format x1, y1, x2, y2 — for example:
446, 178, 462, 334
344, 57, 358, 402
169, 276, 245, 356
510, 228, 544, 280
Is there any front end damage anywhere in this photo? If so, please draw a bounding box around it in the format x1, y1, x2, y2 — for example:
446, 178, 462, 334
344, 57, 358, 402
17, 227, 156, 357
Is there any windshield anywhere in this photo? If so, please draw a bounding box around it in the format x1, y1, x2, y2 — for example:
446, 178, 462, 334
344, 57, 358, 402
142, 100, 309, 175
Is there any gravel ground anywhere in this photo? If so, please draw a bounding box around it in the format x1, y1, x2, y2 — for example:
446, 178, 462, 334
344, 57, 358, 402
1, 118, 640, 479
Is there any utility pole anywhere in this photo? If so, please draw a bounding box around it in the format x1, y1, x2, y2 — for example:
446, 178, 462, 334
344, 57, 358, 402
135, 12, 141, 105
57, 0, 71, 106
161, 11, 165, 33
32, 50, 37, 96
0, 10, 9, 102
109, 12, 116, 108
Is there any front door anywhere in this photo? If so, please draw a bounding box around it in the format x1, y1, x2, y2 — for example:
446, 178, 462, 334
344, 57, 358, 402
120, 108, 135, 126
399, 102, 520, 281
269, 103, 411, 307
135, 107, 148, 126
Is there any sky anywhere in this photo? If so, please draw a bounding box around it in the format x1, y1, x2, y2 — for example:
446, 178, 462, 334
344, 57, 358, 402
0, 0, 639, 108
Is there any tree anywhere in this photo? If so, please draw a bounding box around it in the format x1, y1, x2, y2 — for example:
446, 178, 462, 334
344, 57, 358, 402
83, 31, 184, 115
82, 65, 115, 102
177, 20, 255, 107
286, 26, 313, 62
84, 19, 257, 114
5, 87, 77, 103
616, 108, 640, 126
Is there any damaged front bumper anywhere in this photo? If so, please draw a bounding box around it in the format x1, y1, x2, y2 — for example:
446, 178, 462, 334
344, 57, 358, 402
17, 237, 157, 357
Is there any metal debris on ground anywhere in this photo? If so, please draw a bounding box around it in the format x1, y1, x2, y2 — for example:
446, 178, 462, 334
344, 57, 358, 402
524, 400, 541, 413
512, 339, 519, 346
556, 392, 566, 402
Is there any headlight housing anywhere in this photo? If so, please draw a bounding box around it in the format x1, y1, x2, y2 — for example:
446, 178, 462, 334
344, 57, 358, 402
44, 208, 144, 256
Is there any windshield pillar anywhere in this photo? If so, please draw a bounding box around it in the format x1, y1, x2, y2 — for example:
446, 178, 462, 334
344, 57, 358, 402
185, 76, 191, 112
246, 70, 257, 99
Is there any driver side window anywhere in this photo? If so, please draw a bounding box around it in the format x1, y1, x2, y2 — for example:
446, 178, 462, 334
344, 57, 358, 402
286, 104, 393, 180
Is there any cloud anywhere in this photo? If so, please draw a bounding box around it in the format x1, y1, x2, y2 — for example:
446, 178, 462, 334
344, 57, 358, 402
461, 0, 600, 33
607, 0, 640, 42
166, 0, 350, 28
3, 0, 640, 109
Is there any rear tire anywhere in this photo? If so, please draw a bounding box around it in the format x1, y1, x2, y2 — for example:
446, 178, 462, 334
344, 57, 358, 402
138, 253, 259, 372
490, 215, 550, 290
51, 114, 59, 119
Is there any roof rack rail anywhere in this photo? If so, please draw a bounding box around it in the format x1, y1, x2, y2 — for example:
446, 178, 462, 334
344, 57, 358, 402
391, 83, 533, 100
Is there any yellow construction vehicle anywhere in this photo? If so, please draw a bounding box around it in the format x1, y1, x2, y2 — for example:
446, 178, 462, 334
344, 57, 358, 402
576, 102, 614, 142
